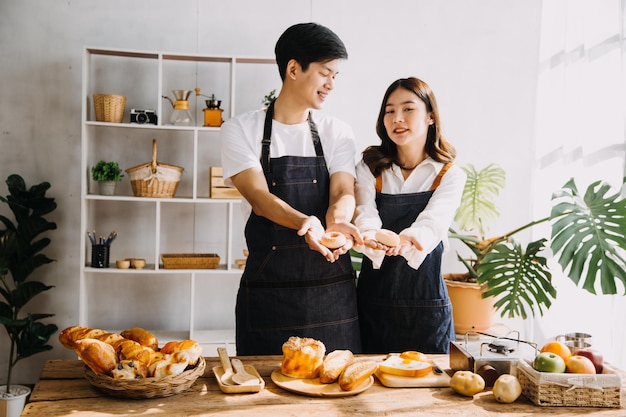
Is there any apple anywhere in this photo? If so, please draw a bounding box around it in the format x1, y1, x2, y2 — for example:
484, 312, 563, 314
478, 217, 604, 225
575, 349, 603, 373
533, 352, 566, 373
565, 355, 596, 374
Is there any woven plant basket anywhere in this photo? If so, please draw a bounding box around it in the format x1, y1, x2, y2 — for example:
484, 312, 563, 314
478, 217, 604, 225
162, 253, 220, 269
93, 94, 126, 123
84, 356, 205, 399
126, 139, 184, 198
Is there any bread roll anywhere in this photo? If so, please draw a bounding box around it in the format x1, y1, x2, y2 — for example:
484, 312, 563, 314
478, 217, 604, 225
160, 340, 202, 366
120, 327, 159, 350
59, 326, 108, 349
320, 232, 347, 249
338, 359, 379, 391
281, 336, 326, 379
73, 338, 118, 375
375, 229, 400, 247
111, 360, 149, 380
149, 352, 189, 378
95, 332, 126, 349
319, 350, 354, 383
115, 339, 156, 366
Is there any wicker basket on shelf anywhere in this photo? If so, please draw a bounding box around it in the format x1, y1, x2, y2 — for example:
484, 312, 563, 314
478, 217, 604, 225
161, 253, 220, 269
126, 139, 184, 198
93, 94, 126, 123
84, 356, 205, 399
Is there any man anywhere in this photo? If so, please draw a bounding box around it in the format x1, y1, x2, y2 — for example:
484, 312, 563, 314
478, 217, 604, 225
220, 23, 363, 355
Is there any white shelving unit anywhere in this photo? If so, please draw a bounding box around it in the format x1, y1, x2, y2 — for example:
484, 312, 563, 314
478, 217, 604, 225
79, 47, 276, 355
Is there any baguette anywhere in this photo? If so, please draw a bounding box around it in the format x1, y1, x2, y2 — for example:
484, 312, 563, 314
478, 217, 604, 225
338, 359, 379, 391
59, 326, 108, 349
319, 350, 354, 384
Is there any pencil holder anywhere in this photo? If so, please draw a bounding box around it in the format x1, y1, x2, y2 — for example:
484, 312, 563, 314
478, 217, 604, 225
91, 244, 110, 268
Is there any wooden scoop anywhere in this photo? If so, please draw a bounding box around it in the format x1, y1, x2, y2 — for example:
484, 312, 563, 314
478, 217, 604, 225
217, 347, 235, 386
231, 358, 259, 385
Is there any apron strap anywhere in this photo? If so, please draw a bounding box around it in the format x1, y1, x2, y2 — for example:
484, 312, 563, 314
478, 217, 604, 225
429, 162, 453, 191
261, 101, 323, 173
374, 161, 453, 193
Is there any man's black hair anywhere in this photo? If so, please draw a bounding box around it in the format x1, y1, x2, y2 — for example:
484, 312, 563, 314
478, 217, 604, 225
275, 23, 348, 80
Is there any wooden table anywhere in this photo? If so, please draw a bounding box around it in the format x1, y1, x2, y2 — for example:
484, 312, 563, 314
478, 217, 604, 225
22, 355, 626, 416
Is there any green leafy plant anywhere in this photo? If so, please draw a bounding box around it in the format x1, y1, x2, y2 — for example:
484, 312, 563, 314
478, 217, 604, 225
262, 89, 277, 107
91, 160, 123, 182
0, 174, 58, 394
448, 164, 626, 319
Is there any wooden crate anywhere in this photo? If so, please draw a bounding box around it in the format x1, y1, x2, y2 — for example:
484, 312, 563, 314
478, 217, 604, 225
210, 166, 242, 199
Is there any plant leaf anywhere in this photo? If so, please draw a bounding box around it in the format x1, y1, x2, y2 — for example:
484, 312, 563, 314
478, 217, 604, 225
550, 178, 626, 295
476, 239, 556, 319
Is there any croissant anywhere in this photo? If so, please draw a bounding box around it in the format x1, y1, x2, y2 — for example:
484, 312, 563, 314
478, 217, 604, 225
120, 327, 159, 350
160, 340, 202, 366
59, 326, 108, 349
73, 338, 117, 375
115, 339, 156, 366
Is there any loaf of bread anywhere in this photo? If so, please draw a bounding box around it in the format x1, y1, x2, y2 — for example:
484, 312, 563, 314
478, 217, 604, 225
111, 360, 149, 380
115, 339, 156, 366
338, 359, 379, 391
59, 326, 108, 349
73, 338, 118, 375
149, 352, 189, 378
120, 327, 159, 350
281, 336, 326, 379
160, 339, 202, 366
319, 350, 354, 383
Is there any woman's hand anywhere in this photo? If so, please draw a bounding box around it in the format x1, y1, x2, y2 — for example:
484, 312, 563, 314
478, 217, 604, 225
363, 233, 422, 256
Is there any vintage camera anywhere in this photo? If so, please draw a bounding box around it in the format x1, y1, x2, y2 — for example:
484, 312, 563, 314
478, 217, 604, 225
130, 109, 158, 125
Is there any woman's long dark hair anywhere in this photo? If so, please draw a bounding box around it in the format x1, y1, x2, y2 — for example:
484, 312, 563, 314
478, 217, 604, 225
363, 77, 456, 177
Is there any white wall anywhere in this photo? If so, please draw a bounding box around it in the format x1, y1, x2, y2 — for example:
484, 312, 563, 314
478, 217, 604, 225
3, 0, 620, 385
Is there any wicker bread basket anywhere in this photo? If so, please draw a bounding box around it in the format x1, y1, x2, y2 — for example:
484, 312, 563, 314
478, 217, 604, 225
162, 253, 220, 269
93, 94, 126, 123
126, 139, 184, 198
84, 356, 205, 399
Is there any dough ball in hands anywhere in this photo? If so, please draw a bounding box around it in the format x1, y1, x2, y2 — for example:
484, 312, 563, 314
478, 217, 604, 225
281, 336, 326, 379
320, 232, 347, 249
375, 229, 400, 247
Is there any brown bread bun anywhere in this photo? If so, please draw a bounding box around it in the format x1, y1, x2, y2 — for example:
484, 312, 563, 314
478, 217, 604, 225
73, 338, 118, 375
320, 232, 347, 249
375, 229, 401, 247
120, 327, 159, 350
281, 336, 326, 379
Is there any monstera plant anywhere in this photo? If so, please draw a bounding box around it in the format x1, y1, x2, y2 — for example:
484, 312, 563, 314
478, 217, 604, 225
0, 174, 58, 395
448, 164, 626, 319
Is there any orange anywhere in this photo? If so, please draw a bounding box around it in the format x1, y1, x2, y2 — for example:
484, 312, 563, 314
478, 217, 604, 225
540, 341, 572, 362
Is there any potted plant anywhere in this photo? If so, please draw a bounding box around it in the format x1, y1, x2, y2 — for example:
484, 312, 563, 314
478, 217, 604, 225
446, 164, 626, 330
0, 174, 58, 416
91, 160, 123, 196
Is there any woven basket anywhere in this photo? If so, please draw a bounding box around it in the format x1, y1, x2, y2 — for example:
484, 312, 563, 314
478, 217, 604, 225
162, 253, 220, 269
517, 359, 621, 408
126, 139, 184, 198
84, 356, 205, 399
93, 94, 126, 123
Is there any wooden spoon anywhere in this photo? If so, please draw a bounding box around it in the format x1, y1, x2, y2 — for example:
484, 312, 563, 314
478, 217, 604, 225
217, 347, 235, 386
231, 358, 259, 385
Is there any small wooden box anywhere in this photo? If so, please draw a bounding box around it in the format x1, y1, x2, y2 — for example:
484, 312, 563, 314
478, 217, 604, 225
210, 166, 242, 199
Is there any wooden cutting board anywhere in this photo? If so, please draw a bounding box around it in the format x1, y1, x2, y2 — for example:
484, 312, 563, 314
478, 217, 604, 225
375, 369, 451, 388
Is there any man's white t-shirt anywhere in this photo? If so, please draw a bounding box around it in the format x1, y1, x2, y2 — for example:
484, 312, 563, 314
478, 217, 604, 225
220, 108, 357, 220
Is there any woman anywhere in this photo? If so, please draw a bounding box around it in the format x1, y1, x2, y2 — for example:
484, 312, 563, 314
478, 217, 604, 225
354, 77, 465, 354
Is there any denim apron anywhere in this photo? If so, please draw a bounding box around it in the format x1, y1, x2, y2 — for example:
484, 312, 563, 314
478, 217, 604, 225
357, 165, 454, 354
235, 101, 361, 355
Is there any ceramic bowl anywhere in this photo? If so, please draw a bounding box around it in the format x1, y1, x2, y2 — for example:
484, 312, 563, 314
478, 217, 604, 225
131, 258, 146, 269
116, 259, 131, 269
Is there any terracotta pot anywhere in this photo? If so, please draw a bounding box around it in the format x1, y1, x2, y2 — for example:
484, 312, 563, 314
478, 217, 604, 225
445, 274, 496, 335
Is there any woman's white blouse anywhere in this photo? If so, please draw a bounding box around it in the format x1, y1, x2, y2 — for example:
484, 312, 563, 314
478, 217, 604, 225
353, 157, 466, 270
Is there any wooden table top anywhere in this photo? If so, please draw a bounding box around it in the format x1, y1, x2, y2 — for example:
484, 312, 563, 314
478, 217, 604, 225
22, 355, 626, 416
